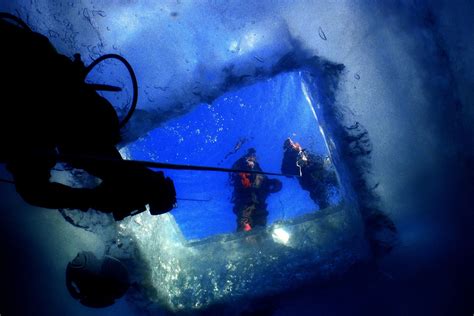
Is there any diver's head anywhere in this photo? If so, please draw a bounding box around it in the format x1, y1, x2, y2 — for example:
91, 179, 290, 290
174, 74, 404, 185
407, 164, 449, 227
246, 158, 255, 169
66, 251, 130, 308
284, 138, 301, 151
245, 148, 257, 168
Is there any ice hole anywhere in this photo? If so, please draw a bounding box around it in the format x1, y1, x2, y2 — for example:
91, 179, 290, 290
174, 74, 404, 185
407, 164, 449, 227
124, 71, 343, 241
113, 71, 366, 312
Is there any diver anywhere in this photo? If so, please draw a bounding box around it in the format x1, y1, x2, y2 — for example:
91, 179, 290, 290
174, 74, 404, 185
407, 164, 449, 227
230, 148, 282, 232
0, 15, 176, 220
281, 138, 338, 209
66, 251, 130, 307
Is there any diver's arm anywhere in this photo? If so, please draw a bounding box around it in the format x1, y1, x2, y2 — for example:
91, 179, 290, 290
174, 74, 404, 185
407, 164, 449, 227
8, 147, 175, 216
14, 180, 101, 210
14, 178, 153, 214
7, 156, 110, 211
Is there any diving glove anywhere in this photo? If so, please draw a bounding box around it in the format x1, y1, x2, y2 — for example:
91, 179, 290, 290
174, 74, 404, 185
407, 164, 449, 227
111, 170, 176, 221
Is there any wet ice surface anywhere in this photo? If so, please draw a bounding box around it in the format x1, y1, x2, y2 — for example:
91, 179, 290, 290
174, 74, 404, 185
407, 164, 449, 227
54, 165, 358, 313
110, 202, 367, 312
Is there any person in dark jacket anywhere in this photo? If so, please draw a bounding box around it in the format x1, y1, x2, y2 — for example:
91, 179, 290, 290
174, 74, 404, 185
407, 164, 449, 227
0, 16, 175, 220
281, 138, 338, 209
230, 148, 282, 231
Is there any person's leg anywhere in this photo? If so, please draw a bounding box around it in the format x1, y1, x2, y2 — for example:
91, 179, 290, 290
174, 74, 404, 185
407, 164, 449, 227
235, 204, 254, 231
310, 187, 330, 210
252, 208, 268, 228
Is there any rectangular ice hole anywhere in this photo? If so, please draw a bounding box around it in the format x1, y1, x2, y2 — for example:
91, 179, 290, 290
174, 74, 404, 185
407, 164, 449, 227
124, 71, 342, 240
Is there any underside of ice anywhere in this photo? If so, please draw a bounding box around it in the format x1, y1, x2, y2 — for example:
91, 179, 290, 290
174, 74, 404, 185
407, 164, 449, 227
1, 0, 472, 314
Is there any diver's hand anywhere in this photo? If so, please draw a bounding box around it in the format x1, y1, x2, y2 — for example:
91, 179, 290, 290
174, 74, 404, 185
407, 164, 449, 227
92, 180, 148, 217
141, 171, 177, 215
148, 176, 176, 215
109, 170, 177, 217
112, 204, 147, 221
92, 170, 176, 219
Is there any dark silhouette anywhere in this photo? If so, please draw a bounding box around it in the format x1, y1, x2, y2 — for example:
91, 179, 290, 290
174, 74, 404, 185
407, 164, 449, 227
230, 148, 282, 231
281, 138, 338, 209
66, 251, 130, 308
0, 16, 175, 220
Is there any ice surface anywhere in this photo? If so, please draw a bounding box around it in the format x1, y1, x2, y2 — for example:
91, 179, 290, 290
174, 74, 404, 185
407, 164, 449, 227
110, 202, 367, 312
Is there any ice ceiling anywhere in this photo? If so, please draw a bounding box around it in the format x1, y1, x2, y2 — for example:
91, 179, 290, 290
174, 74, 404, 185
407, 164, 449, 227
0, 0, 472, 315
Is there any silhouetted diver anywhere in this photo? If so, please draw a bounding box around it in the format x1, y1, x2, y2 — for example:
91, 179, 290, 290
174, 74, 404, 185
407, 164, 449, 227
0, 13, 174, 220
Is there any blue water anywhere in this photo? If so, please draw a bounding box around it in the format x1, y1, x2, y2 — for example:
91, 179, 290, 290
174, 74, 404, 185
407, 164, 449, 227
126, 71, 340, 240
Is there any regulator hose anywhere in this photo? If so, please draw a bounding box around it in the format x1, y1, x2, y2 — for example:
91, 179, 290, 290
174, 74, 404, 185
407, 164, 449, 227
85, 54, 138, 129
0, 13, 138, 129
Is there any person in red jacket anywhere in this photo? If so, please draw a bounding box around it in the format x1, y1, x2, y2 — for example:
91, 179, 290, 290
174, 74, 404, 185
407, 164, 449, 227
230, 148, 282, 232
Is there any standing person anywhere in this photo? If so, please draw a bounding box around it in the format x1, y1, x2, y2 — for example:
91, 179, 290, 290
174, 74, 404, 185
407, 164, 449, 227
281, 138, 338, 209
230, 148, 282, 232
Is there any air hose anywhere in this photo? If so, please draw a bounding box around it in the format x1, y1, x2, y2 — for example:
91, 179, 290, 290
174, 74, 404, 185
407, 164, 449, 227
0, 12, 31, 31
84, 54, 138, 129
1, 12, 138, 129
